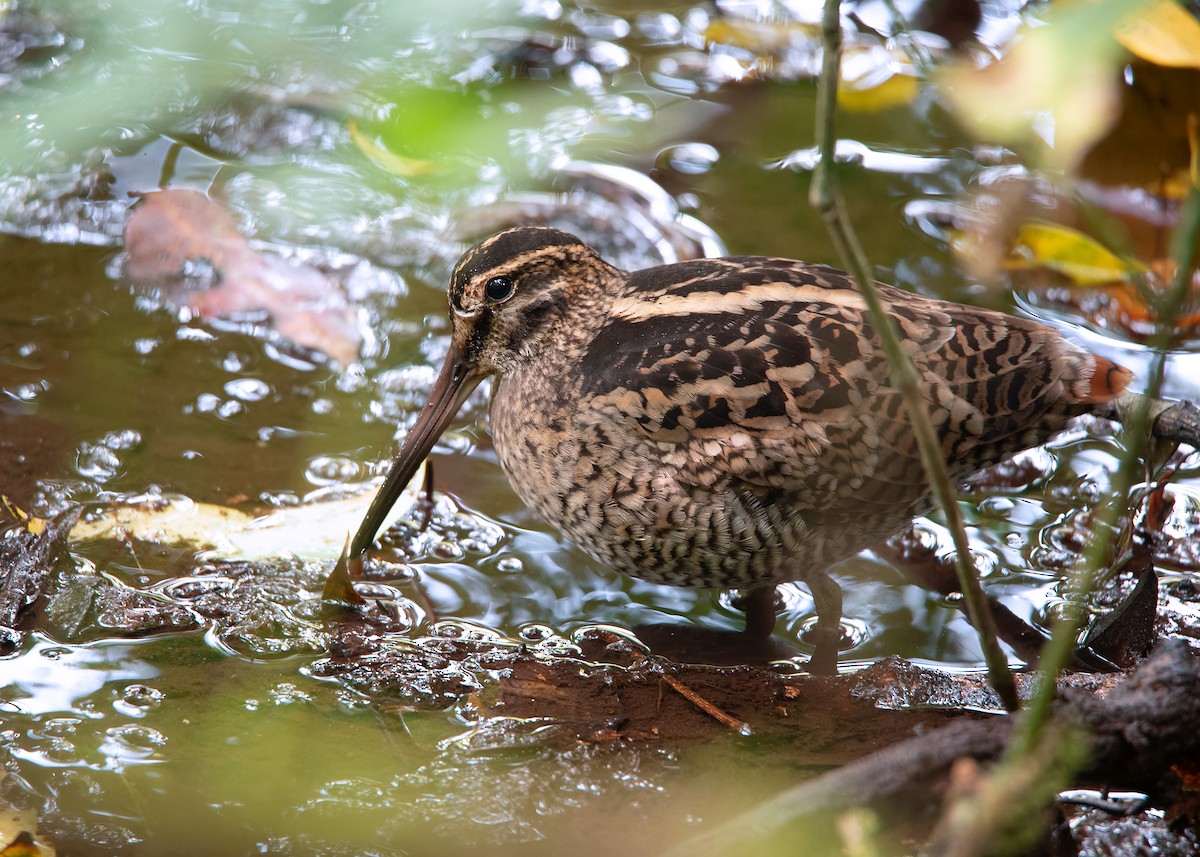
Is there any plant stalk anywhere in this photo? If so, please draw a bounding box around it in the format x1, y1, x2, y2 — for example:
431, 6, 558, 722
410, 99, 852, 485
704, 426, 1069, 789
1010, 184, 1200, 756
810, 0, 1018, 711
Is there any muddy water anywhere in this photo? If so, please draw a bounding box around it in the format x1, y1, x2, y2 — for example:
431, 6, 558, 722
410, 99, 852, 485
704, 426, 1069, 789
2, 1, 1198, 855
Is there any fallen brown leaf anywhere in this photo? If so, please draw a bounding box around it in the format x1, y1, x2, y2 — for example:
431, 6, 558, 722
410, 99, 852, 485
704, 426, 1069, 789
124, 189, 361, 365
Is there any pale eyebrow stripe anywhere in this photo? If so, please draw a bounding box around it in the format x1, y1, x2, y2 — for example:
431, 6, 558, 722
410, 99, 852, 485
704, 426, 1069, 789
611, 282, 866, 321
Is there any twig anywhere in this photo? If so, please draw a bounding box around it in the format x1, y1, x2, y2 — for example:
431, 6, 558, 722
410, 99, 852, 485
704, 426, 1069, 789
810, 0, 1017, 710
1100, 393, 1200, 449
419, 459, 435, 532
661, 673, 751, 735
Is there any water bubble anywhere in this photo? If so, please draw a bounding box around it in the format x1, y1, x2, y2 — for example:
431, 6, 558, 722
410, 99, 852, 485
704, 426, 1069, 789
570, 10, 630, 39
133, 337, 159, 355
224, 377, 271, 402
598, 93, 652, 121
1077, 480, 1101, 502
260, 490, 301, 507
971, 550, 997, 577
495, 556, 524, 574
363, 557, 415, 582
568, 62, 604, 94
977, 496, 1015, 516
451, 513, 478, 532
520, 0, 562, 20
269, 683, 313, 706
159, 576, 235, 600
216, 399, 244, 419
306, 455, 364, 486
535, 636, 582, 657
103, 429, 142, 451
467, 522, 505, 550
636, 12, 682, 42
177, 326, 217, 343
12, 381, 47, 400
51, 769, 104, 802
39, 736, 79, 764
194, 392, 221, 413
519, 624, 553, 642
432, 540, 465, 560
660, 142, 719, 175
586, 41, 632, 73
104, 723, 167, 753
119, 684, 165, 712
42, 717, 81, 737
75, 442, 121, 481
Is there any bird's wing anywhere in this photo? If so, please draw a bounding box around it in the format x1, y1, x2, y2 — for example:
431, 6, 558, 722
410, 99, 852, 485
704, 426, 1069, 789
577, 257, 1126, 504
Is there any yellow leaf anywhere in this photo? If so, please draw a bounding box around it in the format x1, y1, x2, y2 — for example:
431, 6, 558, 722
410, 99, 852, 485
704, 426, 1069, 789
0, 833, 46, 857
348, 120, 440, 177
837, 42, 920, 112
1117, 1, 1200, 69
838, 70, 919, 112
703, 18, 819, 53
70, 466, 424, 562
0, 495, 42, 534
1004, 220, 1148, 284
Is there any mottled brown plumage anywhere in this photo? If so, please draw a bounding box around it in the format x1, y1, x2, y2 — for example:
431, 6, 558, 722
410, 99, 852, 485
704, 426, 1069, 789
350, 226, 1132, 660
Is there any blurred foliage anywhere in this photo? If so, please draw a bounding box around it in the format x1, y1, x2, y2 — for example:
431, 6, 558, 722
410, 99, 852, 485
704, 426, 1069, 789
0, 0, 518, 172
938, 0, 1200, 170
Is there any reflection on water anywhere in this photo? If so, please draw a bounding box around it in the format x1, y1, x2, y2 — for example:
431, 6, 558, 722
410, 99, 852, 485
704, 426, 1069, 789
1, 0, 1197, 854
2, 637, 158, 718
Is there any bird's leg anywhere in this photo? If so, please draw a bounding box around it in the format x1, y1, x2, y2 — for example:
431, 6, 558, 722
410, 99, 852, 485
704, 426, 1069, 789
806, 570, 843, 675
740, 585, 778, 640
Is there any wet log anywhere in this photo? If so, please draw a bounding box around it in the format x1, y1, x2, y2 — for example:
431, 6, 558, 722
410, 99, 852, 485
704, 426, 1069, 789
672, 640, 1200, 852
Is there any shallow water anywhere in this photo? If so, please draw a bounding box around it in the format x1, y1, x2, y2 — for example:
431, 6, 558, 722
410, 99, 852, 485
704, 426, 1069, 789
2, 1, 1198, 854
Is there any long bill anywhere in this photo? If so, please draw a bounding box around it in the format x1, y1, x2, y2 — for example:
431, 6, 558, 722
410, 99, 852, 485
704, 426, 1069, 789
349, 343, 484, 558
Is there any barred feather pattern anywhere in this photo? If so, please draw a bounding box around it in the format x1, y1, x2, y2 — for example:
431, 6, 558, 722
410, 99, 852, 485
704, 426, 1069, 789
451, 227, 1132, 589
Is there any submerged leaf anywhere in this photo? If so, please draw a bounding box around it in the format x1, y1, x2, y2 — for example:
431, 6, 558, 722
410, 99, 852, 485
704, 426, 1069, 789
703, 17, 820, 53
124, 190, 363, 365
349, 120, 440, 176
1004, 220, 1148, 284
838, 44, 920, 113
71, 467, 423, 562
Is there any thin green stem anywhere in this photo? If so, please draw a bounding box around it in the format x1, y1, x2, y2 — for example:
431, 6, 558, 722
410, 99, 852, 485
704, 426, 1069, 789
1010, 185, 1200, 757
810, 0, 1018, 711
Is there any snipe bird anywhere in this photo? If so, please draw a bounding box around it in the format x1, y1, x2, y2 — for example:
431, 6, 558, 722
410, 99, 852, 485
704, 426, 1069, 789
349, 226, 1132, 667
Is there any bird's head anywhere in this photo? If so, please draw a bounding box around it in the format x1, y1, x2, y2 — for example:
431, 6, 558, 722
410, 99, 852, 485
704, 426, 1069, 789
348, 226, 618, 558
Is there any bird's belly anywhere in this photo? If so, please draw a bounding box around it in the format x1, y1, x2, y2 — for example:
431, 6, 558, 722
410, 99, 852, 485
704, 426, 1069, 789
489, 396, 918, 589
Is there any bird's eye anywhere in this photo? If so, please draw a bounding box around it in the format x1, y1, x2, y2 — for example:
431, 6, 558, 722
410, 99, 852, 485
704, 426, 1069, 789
485, 276, 515, 302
